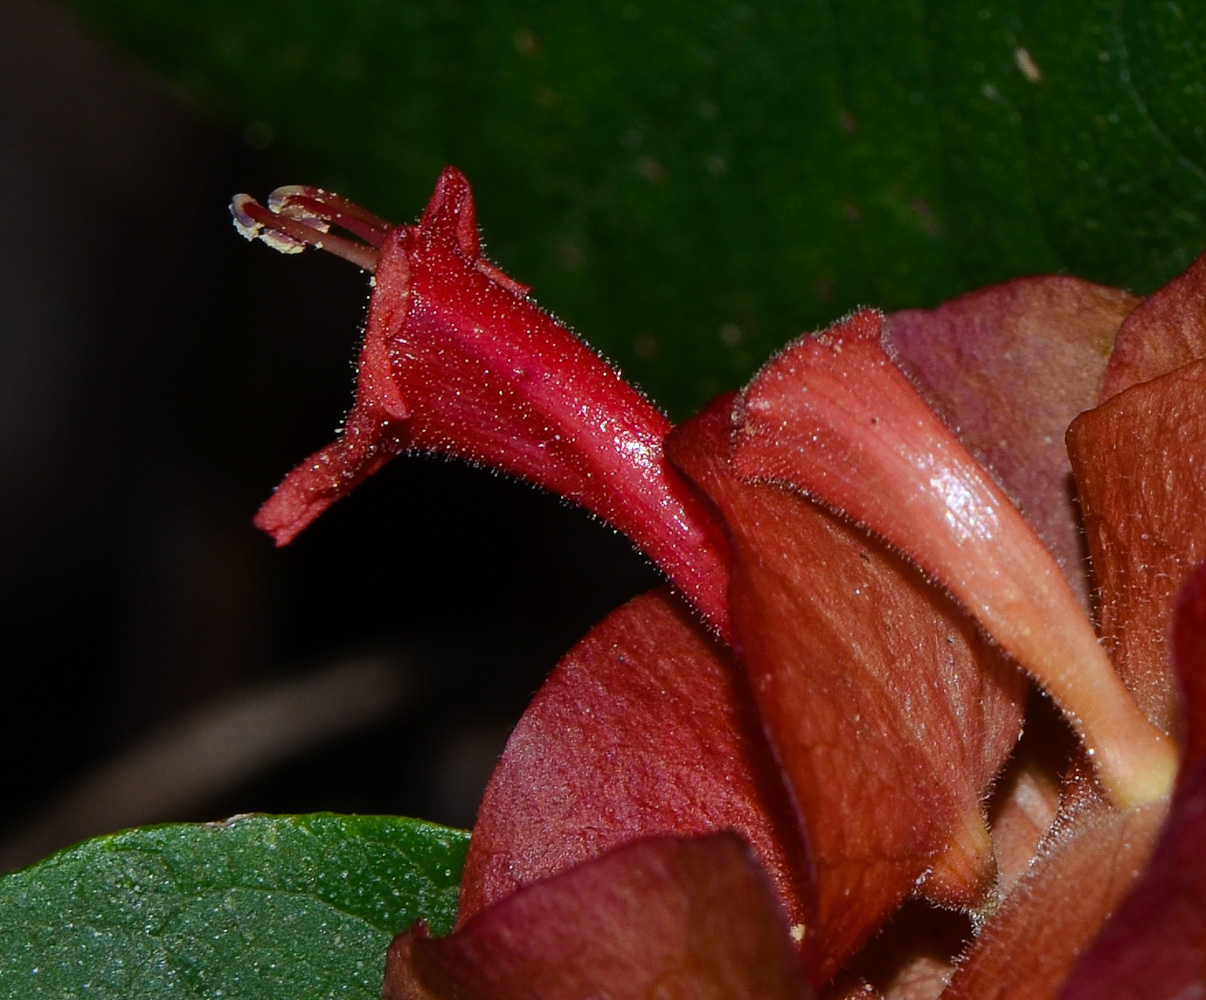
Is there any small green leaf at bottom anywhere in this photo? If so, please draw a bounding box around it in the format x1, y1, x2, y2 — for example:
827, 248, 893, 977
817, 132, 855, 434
0, 813, 469, 1000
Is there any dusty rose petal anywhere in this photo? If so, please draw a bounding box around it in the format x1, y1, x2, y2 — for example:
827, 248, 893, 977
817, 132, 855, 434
887, 277, 1139, 608
1057, 562, 1206, 999
254, 167, 730, 633
734, 309, 1174, 811
1067, 359, 1206, 733
1101, 247, 1206, 401
939, 798, 1166, 1000
667, 397, 1024, 982
458, 587, 814, 955
386, 833, 813, 1000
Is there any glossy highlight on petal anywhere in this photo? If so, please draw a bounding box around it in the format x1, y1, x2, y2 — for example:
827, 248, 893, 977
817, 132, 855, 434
886, 276, 1140, 609
667, 397, 1023, 980
734, 309, 1176, 811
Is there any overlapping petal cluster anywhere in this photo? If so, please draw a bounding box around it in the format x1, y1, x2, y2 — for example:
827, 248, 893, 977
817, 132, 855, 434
234, 169, 1206, 1000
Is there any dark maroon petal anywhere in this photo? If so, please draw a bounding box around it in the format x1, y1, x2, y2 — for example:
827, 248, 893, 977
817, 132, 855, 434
1057, 562, 1206, 1000
1102, 247, 1206, 401
1066, 359, 1206, 734
254, 168, 730, 633
458, 587, 815, 961
386, 834, 814, 1000
940, 798, 1166, 1000
887, 277, 1139, 608
667, 396, 1024, 981
734, 309, 1175, 811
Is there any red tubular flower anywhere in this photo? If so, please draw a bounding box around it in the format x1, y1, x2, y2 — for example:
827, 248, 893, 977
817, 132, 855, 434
233, 168, 731, 636
234, 170, 1206, 1000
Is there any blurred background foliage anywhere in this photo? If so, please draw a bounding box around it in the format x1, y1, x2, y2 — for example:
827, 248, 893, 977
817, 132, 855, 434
58, 0, 1206, 412
4, 0, 1206, 874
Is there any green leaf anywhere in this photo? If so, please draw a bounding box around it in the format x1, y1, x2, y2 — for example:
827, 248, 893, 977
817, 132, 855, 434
0, 814, 468, 1000
64, 0, 1206, 414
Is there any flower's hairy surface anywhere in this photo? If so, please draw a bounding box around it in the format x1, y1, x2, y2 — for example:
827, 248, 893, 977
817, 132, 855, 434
236, 168, 732, 635
236, 169, 1206, 1000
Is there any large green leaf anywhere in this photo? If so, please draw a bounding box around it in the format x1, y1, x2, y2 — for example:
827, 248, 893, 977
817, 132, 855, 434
65, 0, 1206, 414
0, 814, 467, 1000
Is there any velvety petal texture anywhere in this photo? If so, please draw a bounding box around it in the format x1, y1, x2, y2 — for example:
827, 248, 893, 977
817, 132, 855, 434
940, 798, 1166, 1000
1102, 247, 1206, 401
887, 277, 1139, 608
457, 588, 814, 943
1067, 359, 1206, 733
254, 167, 731, 633
1058, 562, 1206, 1000
667, 398, 1024, 982
384, 834, 813, 1000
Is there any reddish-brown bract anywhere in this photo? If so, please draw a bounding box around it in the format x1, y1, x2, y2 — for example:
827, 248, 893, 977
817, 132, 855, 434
667, 397, 1023, 980
1068, 361, 1206, 733
457, 588, 814, 947
1058, 565, 1206, 999
942, 798, 1166, 1000
1101, 247, 1206, 401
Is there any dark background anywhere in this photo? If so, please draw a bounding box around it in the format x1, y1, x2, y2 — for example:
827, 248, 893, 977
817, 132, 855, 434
0, 0, 657, 870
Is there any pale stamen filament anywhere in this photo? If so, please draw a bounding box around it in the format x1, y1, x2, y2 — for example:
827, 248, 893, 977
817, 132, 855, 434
266, 185, 392, 247
230, 190, 382, 273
